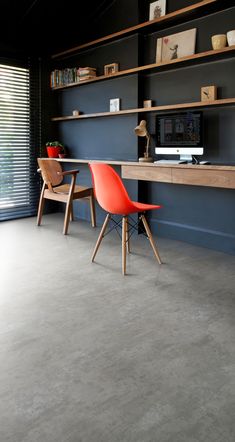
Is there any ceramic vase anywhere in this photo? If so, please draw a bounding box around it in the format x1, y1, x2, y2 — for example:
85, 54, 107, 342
227, 30, 235, 47
211, 34, 227, 50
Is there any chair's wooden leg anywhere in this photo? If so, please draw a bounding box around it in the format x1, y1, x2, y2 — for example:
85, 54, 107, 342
91, 214, 110, 262
122, 216, 127, 275
63, 175, 76, 235
37, 182, 46, 226
89, 191, 96, 227
70, 203, 74, 222
141, 214, 162, 264
64, 201, 72, 235
126, 216, 130, 253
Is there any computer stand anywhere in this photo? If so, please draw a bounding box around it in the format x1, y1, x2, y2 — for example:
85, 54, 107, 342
180, 154, 193, 163
154, 159, 188, 164
154, 154, 192, 165
154, 153, 205, 165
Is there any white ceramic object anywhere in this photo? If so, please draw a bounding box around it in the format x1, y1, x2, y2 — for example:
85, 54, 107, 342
227, 30, 235, 47
211, 34, 227, 50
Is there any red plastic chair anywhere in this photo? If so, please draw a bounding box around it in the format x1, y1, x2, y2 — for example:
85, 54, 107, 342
89, 163, 162, 275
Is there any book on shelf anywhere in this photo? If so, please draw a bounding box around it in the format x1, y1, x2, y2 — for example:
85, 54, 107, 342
50, 67, 77, 87
78, 66, 96, 72
50, 66, 97, 88
78, 67, 97, 76
77, 67, 97, 82
79, 75, 96, 82
79, 71, 96, 76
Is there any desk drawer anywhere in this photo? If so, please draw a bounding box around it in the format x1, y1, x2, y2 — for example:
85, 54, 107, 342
122, 165, 172, 183
172, 168, 235, 189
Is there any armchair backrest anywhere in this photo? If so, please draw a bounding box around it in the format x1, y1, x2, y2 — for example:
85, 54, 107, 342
37, 159, 63, 190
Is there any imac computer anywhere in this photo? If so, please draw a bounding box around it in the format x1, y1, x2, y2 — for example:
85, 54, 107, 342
155, 111, 203, 164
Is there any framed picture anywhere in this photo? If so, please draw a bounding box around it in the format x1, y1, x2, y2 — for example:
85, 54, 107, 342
149, 0, 166, 20
156, 28, 197, 63
110, 98, 120, 112
104, 63, 119, 76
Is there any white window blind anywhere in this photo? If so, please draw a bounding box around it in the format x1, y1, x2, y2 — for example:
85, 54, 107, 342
0, 62, 39, 221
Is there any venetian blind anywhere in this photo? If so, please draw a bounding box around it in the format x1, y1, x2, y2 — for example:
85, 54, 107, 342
0, 61, 40, 221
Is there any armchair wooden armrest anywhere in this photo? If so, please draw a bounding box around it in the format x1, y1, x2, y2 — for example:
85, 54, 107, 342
57, 169, 80, 176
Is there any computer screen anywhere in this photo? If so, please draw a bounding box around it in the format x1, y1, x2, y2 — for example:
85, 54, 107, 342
155, 111, 203, 162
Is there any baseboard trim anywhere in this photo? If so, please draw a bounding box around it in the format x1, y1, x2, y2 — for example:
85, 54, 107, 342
150, 218, 235, 255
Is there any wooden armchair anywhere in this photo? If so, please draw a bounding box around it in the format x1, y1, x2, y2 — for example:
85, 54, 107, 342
37, 159, 96, 234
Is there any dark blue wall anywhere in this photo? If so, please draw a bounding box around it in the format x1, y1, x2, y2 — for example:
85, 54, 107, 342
51, 1, 235, 254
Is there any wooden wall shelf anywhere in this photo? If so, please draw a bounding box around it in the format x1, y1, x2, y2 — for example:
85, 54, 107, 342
51, 0, 231, 59
51, 45, 235, 91
51, 98, 235, 122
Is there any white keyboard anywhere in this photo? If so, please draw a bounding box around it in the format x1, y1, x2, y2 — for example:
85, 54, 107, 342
154, 160, 187, 164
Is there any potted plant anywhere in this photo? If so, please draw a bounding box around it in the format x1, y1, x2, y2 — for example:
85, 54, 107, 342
46, 141, 65, 158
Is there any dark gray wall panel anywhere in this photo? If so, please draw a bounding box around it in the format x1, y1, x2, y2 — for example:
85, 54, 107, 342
58, 75, 139, 116
55, 35, 139, 75
58, 115, 139, 161
147, 186, 235, 255
147, 182, 235, 255
51, 1, 235, 254
144, 60, 235, 106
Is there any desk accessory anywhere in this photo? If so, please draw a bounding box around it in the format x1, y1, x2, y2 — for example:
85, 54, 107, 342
134, 120, 153, 162
156, 28, 196, 63
227, 30, 235, 46
104, 63, 119, 76
201, 86, 217, 101
149, 0, 166, 20
211, 34, 227, 50
110, 98, 120, 112
143, 100, 153, 108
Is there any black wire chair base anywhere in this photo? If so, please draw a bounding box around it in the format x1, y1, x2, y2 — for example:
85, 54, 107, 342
103, 214, 147, 242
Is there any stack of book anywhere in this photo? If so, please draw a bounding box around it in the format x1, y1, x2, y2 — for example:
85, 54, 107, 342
78, 67, 97, 82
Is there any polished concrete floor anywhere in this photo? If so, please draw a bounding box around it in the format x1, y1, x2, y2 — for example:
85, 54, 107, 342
1, 213, 235, 442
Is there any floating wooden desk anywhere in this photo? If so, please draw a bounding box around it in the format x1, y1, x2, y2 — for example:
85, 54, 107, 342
49, 158, 235, 190
121, 163, 235, 189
